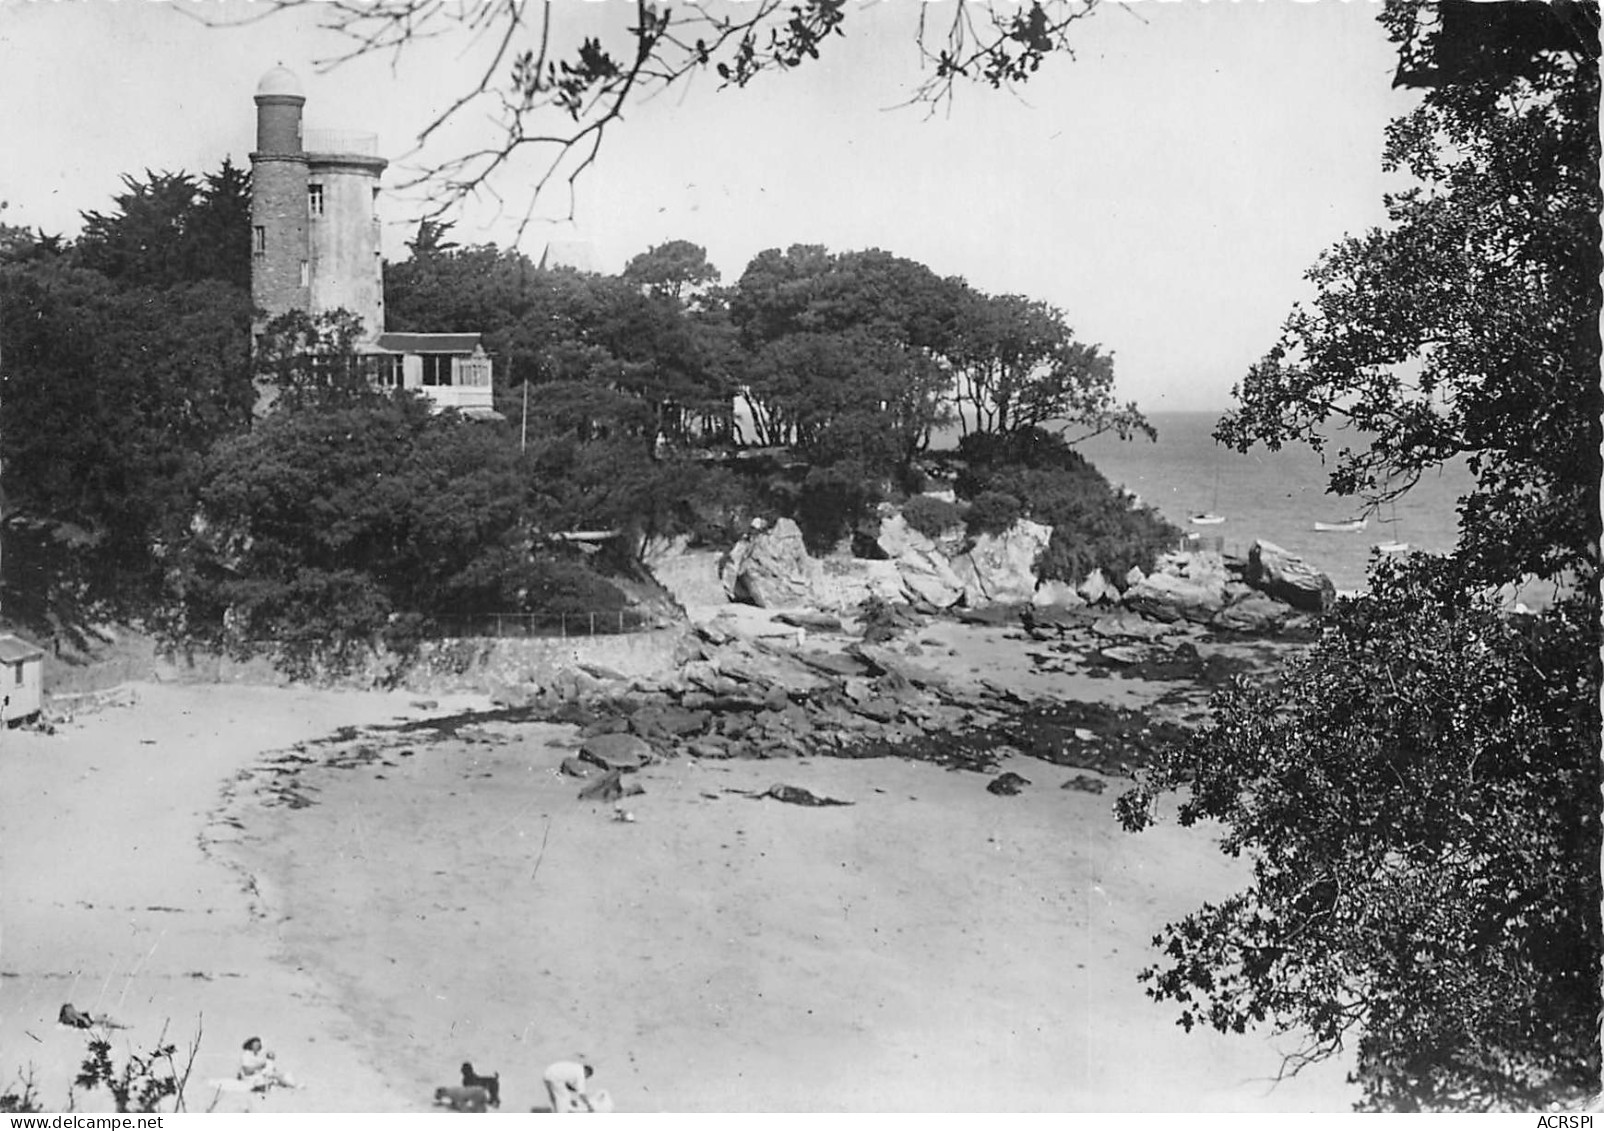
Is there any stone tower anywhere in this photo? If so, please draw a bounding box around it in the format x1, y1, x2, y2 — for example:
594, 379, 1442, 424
249, 66, 387, 343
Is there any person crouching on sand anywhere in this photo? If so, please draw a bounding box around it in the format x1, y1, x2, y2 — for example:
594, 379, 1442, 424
238, 1037, 297, 1091
543, 1060, 593, 1112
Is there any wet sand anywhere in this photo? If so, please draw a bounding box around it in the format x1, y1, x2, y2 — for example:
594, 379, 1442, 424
1, 631, 1358, 1112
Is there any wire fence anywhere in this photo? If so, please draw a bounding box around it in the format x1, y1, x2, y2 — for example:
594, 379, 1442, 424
427, 609, 659, 640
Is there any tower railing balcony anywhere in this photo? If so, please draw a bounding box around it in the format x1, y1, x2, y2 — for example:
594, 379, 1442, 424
302, 129, 379, 157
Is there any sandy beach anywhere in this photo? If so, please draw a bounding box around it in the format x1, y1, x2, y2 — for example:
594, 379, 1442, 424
1, 622, 1359, 1113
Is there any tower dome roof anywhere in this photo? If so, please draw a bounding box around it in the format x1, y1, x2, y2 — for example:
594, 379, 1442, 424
256, 66, 304, 98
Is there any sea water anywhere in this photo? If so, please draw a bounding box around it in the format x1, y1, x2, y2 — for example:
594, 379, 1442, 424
1072, 411, 1474, 594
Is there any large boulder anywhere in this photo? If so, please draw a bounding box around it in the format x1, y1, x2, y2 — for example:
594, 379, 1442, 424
815, 557, 904, 611
720, 518, 825, 608
579, 732, 655, 771
1211, 591, 1290, 634
1245, 540, 1336, 613
1153, 549, 1228, 584
875, 512, 965, 608
950, 519, 1053, 607
1077, 568, 1117, 606
1031, 579, 1086, 609
1123, 570, 1228, 624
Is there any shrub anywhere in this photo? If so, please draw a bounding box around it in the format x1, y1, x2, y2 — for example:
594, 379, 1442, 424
900, 494, 965, 540
962, 456, 1181, 584
954, 427, 1089, 489
964, 490, 1024, 538
795, 461, 883, 554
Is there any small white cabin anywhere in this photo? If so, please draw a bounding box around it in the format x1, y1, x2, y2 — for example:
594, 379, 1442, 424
0, 635, 44, 723
370, 333, 499, 419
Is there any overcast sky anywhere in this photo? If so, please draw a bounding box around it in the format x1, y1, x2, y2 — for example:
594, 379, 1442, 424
0, 0, 1414, 411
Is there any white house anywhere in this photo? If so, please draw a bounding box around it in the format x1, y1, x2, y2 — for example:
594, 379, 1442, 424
0, 634, 44, 723
371, 333, 498, 418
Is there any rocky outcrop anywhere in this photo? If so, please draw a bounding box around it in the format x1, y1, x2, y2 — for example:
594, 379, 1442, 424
1123, 571, 1227, 624
1077, 569, 1118, 606
874, 512, 966, 609
1030, 579, 1086, 609
1245, 540, 1335, 613
1211, 589, 1290, 634
1123, 550, 1228, 624
675, 508, 1337, 633
950, 520, 1053, 607
511, 615, 1202, 783
721, 519, 825, 608
815, 558, 904, 611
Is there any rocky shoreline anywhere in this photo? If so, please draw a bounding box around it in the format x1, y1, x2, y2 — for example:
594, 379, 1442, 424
447, 528, 1337, 796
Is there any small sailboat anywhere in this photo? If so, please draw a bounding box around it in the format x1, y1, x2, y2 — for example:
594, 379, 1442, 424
1315, 517, 1368, 533
1191, 462, 1225, 525
1372, 501, 1409, 553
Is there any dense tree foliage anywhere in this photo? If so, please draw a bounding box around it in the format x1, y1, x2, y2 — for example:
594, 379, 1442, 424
1219, 3, 1601, 590
384, 231, 739, 441
955, 428, 1180, 583
1122, 2, 1602, 1110
949, 290, 1148, 445
77, 162, 252, 291
174, 396, 627, 668
731, 245, 961, 475
254, 307, 376, 411
622, 239, 720, 303
1118, 559, 1600, 1110
0, 253, 253, 631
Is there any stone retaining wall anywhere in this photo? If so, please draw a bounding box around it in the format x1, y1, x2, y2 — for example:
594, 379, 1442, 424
136, 628, 689, 697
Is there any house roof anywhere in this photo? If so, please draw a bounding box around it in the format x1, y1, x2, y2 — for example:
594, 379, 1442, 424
375, 333, 483, 355
0, 634, 44, 663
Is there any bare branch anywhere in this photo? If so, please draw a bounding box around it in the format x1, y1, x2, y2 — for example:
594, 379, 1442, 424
219, 0, 1100, 237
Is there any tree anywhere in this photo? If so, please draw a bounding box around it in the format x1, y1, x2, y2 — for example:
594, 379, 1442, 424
1120, 1, 1602, 1110
730, 244, 961, 470
954, 427, 1179, 584
179, 397, 542, 662
0, 257, 253, 631
225, 0, 1101, 230
253, 307, 378, 411
622, 239, 720, 303
385, 239, 738, 438
1217, 1, 1601, 590
949, 290, 1150, 444
76, 162, 252, 291
1117, 559, 1600, 1110
404, 218, 461, 260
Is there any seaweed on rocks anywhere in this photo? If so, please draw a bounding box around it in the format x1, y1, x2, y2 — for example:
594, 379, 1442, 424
999, 699, 1192, 776
838, 727, 1002, 773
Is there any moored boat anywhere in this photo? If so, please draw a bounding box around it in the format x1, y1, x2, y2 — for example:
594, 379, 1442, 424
1190, 513, 1226, 526
1314, 518, 1368, 533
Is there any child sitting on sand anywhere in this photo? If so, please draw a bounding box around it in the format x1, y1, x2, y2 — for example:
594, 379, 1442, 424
238, 1037, 297, 1092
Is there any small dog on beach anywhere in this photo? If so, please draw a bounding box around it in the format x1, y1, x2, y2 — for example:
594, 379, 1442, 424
460, 1063, 500, 1107
434, 1084, 491, 1113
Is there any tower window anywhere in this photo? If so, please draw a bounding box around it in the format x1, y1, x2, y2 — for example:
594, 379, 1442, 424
300, 260, 309, 287
253, 226, 266, 256
308, 184, 324, 217
371, 187, 380, 221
